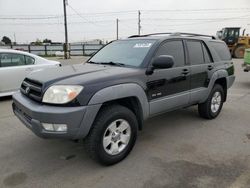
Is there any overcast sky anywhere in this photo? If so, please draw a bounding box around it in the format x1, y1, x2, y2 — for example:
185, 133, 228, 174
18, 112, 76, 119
0, 0, 250, 43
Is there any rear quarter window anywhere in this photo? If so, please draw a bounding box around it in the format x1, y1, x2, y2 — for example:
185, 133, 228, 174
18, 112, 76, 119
209, 41, 231, 61
25, 56, 35, 65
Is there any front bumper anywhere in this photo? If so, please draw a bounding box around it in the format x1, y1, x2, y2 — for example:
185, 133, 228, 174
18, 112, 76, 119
242, 63, 250, 72
12, 92, 101, 139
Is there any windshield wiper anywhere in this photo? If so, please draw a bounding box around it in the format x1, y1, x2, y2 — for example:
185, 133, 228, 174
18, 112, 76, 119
99, 61, 125, 67
87, 61, 125, 67
87, 61, 100, 64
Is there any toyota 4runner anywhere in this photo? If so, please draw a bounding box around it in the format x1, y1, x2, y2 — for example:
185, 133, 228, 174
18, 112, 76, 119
12, 33, 235, 165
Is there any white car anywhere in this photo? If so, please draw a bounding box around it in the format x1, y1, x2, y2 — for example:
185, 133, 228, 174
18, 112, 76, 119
0, 49, 61, 97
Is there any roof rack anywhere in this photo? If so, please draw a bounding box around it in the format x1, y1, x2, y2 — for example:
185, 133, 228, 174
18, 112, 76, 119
128, 32, 217, 39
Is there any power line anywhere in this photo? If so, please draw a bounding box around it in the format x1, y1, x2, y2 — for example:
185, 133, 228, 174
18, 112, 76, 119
2, 7, 250, 42
3, 14, 249, 26
142, 8, 250, 12
67, 4, 104, 27
143, 17, 250, 21
2, 7, 250, 20
0, 16, 63, 20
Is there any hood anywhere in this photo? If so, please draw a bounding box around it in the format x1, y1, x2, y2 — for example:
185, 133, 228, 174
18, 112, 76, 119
26, 63, 140, 86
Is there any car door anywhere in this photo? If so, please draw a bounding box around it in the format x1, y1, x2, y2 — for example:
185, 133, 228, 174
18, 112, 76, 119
0, 53, 34, 94
147, 39, 191, 116
185, 40, 213, 104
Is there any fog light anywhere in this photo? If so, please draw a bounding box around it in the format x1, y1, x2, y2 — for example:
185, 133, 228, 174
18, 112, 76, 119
53, 124, 67, 132
42, 123, 54, 131
42, 123, 67, 132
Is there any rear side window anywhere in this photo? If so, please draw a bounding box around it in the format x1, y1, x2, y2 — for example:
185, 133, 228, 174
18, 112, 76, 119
209, 41, 231, 61
186, 40, 204, 65
155, 40, 185, 67
0, 53, 25, 67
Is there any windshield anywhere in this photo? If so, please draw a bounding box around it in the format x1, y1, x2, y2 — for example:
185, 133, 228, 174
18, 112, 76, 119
89, 39, 156, 67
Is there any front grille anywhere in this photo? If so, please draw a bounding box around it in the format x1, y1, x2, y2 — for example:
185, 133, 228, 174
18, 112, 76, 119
21, 78, 43, 102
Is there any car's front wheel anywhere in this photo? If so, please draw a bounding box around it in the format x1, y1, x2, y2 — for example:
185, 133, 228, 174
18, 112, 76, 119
198, 84, 225, 119
84, 105, 138, 165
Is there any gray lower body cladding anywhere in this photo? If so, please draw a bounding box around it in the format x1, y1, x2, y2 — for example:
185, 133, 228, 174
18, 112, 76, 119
12, 92, 101, 139
226, 75, 235, 89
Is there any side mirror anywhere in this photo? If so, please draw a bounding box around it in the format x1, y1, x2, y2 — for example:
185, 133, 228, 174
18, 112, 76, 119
152, 55, 174, 69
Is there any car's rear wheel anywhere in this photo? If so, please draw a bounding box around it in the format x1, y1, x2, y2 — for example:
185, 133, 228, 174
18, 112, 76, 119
198, 84, 224, 119
84, 105, 138, 165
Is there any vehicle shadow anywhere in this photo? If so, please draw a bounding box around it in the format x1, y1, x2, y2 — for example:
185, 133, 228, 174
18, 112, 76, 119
0, 96, 12, 102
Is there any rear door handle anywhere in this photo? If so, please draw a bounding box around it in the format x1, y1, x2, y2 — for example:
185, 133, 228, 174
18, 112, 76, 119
25, 68, 34, 71
208, 65, 214, 70
182, 69, 189, 75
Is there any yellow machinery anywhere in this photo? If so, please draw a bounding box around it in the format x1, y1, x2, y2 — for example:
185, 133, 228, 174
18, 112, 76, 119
217, 27, 250, 58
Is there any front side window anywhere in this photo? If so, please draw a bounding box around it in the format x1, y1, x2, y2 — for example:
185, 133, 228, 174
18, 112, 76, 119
0, 53, 25, 67
89, 39, 156, 67
155, 40, 185, 67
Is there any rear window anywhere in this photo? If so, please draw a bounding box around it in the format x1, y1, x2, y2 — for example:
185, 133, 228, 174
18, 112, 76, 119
209, 41, 231, 61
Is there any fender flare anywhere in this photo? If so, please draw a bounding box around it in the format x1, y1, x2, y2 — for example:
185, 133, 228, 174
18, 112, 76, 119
201, 69, 228, 102
88, 83, 150, 120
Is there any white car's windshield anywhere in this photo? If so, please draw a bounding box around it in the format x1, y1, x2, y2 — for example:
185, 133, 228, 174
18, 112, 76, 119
89, 39, 156, 67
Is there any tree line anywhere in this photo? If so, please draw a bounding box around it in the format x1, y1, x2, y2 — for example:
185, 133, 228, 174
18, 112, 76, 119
0, 36, 53, 45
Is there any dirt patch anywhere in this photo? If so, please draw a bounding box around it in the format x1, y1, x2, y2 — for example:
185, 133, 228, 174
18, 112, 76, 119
3, 172, 27, 187
143, 158, 246, 188
175, 143, 197, 154
246, 134, 250, 140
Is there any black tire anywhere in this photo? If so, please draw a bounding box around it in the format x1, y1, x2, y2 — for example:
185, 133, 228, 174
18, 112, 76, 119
234, 45, 245, 58
198, 84, 225, 119
84, 104, 138, 165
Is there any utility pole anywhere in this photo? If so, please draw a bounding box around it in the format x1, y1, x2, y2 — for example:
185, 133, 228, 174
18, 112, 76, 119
138, 10, 141, 35
116, 18, 119, 40
13, 33, 16, 44
63, 0, 69, 59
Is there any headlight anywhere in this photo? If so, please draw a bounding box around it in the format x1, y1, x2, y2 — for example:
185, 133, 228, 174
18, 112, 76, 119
42, 85, 83, 104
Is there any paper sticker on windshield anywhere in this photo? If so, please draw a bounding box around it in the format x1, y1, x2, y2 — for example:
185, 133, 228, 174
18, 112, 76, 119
133, 43, 152, 48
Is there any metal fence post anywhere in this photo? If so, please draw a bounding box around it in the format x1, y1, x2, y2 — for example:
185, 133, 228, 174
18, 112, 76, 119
83, 44, 85, 56
45, 45, 47, 56
69, 43, 71, 57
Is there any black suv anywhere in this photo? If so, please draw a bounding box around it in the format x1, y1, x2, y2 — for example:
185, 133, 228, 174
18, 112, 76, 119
13, 33, 235, 165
